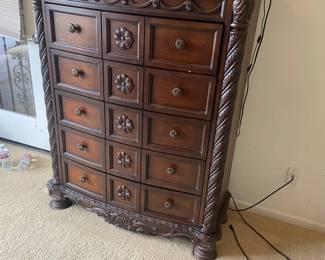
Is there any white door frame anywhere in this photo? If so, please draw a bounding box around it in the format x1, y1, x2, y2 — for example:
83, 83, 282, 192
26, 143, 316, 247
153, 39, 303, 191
0, 40, 50, 150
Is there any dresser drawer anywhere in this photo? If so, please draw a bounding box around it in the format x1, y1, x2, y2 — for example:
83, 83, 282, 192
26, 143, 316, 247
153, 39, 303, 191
59, 126, 105, 171
102, 12, 144, 65
107, 175, 140, 212
104, 61, 143, 108
144, 68, 217, 119
62, 159, 106, 202
56, 90, 105, 137
51, 50, 104, 100
106, 141, 141, 181
145, 17, 223, 75
143, 112, 210, 159
141, 185, 201, 225
106, 104, 143, 147
141, 150, 204, 195
45, 4, 101, 57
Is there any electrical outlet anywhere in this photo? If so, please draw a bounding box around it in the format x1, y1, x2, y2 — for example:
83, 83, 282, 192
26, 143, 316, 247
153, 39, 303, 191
286, 167, 298, 185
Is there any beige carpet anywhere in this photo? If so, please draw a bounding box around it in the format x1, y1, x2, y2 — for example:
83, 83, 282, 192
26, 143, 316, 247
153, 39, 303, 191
0, 141, 324, 260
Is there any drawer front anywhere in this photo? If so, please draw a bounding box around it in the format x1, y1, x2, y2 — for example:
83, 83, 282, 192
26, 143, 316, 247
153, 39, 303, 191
106, 141, 141, 181
51, 50, 104, 100
106, 104, 143, 147
145, 17, 223, 75
56, 90, 105, 137
102, 12, 144, 65
141, 150, 204, 195
104, 61, 143, 108
59, 126, 105, 171
62, 159, 106, 201
107, 175, 140, 212
45, 4, 101, 57
144, 68, 217, 119
141, 185, 201, 225
143, 112, 210, 159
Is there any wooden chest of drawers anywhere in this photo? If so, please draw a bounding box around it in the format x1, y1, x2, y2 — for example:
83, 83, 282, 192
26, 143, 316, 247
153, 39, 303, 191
34, 0, 260, 259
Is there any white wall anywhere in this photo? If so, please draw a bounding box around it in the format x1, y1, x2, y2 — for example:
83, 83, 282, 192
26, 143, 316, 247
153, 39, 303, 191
22, 0, 35, 38
230, 0, 325, 232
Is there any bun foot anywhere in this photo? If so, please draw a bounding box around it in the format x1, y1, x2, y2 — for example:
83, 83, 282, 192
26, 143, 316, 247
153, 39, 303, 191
193, 230, 218, 260
50, 198, 72, 210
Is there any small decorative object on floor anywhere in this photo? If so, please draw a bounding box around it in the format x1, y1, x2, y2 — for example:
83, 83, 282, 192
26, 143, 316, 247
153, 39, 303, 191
17, 153, 32, 170
0, 144, 12, 171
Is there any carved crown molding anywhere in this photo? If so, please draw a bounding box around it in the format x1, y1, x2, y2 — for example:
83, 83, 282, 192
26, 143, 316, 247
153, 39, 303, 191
102, 0, 224, 14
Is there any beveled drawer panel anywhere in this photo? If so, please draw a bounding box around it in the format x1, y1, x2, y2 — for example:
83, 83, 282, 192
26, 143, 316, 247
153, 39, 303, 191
102, 12, 144, 65
141, 150, 204, 195
51, 50, 104, 100
144, 68, 217, 119
62, 158, 106, 201
145, 17, 223, 75
141, 185, 201, 225
106, 104, 143, 147
143, 112, 210, 159
56, 90, 105, 137
104, 61, 143, 108
107, 175, 140, 212
106, 141, 141, 181
45, 4, 101, 57
59, 126, 105, 171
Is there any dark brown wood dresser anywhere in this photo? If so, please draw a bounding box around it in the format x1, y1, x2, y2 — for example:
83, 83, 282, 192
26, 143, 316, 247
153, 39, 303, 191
33, 0, 260, 259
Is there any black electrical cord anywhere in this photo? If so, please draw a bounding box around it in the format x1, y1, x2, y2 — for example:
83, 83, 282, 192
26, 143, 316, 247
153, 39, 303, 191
229, 224, 250, 260
230, 194, 290, 260
237, 0, 273, 136
228, 176, 294, 259
228, 175, 294, 212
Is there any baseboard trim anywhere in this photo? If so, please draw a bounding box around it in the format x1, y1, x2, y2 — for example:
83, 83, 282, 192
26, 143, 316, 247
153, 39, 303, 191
230, 199, 325, 234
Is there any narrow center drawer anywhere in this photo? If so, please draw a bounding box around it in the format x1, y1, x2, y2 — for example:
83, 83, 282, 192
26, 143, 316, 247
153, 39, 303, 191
143, 112, 210, 159
107, 175, 140, 212
106, 141, 141, 181
106, 104, 143, 147
62, 159, 106, 202
56, 90, 105, 137
45, 4, 102, 57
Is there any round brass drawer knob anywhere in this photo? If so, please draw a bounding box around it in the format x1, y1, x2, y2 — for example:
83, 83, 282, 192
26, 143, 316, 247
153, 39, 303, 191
79, 176, 87, 183
71, 68, 82, 77
166, 167, 176, 175
68, 23, 80, 33
172, 87, 183, 97
164, 200, 173, 209
77, 143, 87, 151
169, 129, 178, 138
175, 39, 186, 50
75, 107, 86, 116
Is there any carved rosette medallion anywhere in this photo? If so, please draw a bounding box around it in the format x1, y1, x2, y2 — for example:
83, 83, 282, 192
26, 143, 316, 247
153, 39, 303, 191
116, 185, 132, 201
114, 27, 134, 50
115, 74, 133, 94
116, 114, 133, 133
116, 152, 132, 168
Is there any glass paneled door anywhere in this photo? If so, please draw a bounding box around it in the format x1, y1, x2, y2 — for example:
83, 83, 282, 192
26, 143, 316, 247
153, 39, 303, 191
0, 7, 49, 150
